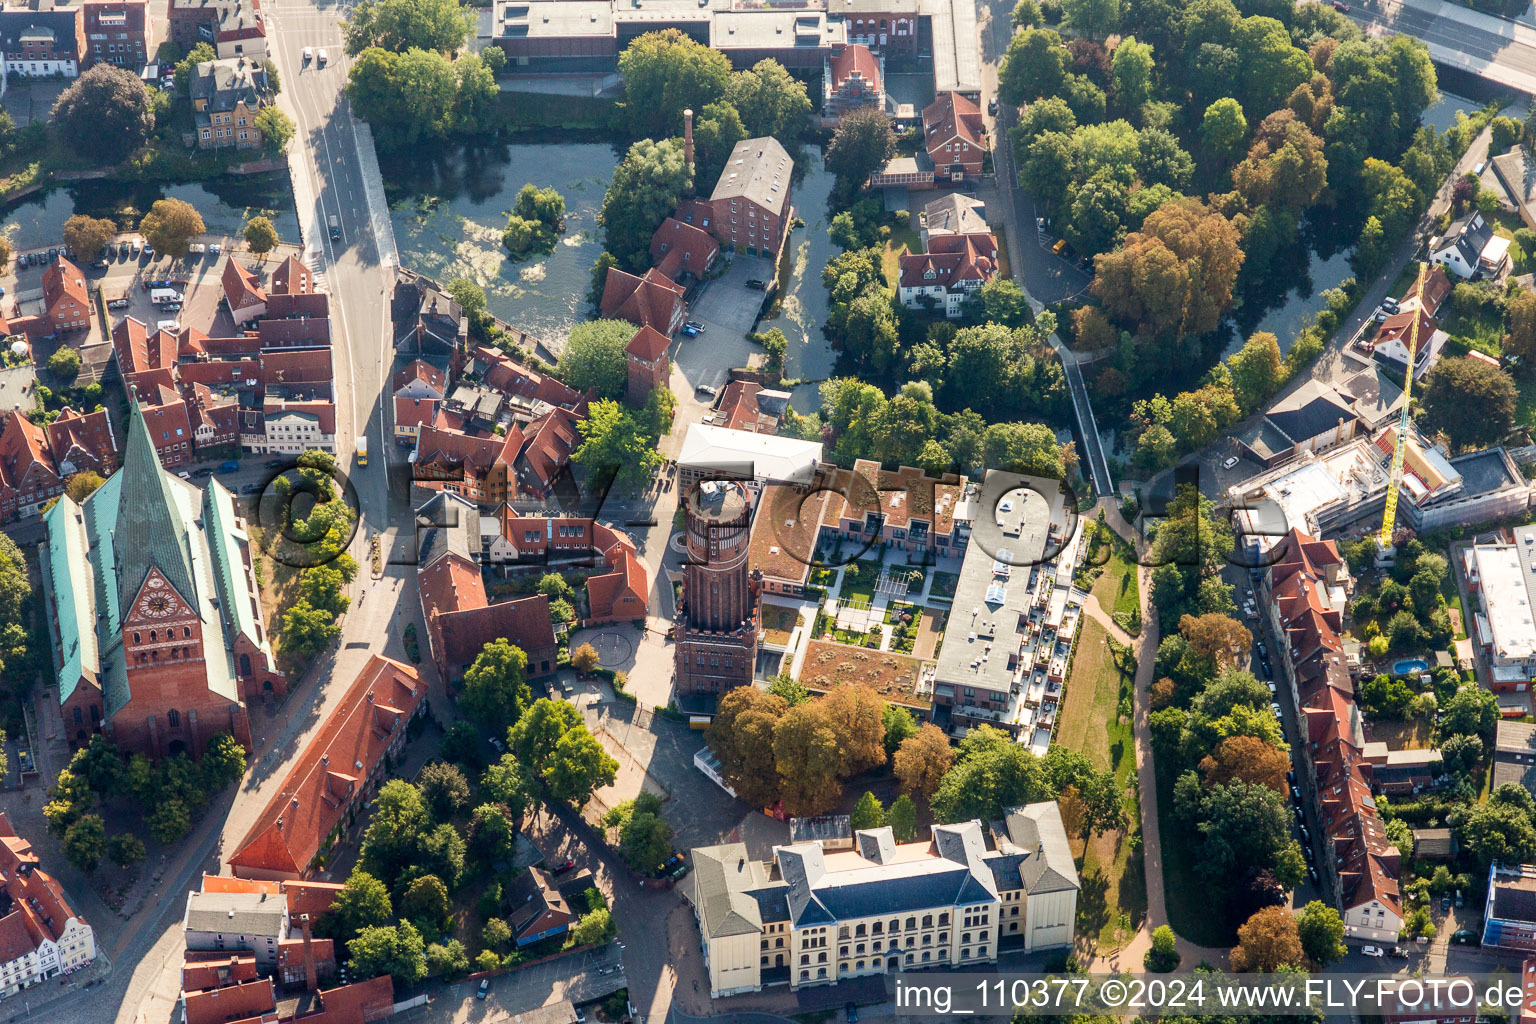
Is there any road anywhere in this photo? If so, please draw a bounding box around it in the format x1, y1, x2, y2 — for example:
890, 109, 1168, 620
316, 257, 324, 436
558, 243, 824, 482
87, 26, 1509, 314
89, 4, 421, 1023
1349, 0, 1536, 94
978, 0, 1114, 499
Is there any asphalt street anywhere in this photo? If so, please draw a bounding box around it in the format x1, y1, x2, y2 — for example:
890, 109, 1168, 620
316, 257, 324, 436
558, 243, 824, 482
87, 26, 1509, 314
1349, 0, 1536, 93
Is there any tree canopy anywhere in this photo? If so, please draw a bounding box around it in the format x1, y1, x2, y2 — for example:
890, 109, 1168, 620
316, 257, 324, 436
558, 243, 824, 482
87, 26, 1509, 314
343, 0, 474, 55
53, 64, 153, 163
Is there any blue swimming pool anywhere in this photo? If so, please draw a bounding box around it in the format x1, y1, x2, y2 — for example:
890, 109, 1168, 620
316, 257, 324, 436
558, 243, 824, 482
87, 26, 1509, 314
1393, 658, 1430, 675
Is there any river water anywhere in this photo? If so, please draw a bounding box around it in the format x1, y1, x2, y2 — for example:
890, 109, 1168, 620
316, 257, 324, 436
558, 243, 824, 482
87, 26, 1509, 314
380, 140, 619, 345
0, 172, 299, 250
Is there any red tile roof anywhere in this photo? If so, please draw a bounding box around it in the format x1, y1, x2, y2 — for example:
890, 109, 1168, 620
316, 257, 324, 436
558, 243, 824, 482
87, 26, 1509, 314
0, 409, 56, 494
183, 976, 276, 1024
196, 875, 342, 920
266, 293, 330, 320
829, 43, 881, 92
228, 656, 424, 880
392, 359, 446, 396
261, 348, 333, 386
257, 318, 330, 348
418, 551, 558, 679
474, 346, 586, 411
300, 976, 394, 1024
625, 325, 671, 363
393, 396, 438, 433
650, 218, 718, 281
270, 255, 315, 295
0, 814, 85, 956
923, 92, 984, 158
182, 953, 260, 993
46, 406, 117, 475
898, 233, 997, 289
221, 257, 267, 312
42, 256, 90, 317
516, 409, 581, 491
599, 267, 685, 332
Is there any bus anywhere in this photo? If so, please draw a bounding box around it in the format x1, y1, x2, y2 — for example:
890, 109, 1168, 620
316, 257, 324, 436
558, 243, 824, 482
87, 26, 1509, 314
356, 436, 368, 466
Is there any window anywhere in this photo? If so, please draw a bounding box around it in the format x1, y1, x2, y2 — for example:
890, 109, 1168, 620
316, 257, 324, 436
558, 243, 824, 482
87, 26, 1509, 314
167, 710, 180, 727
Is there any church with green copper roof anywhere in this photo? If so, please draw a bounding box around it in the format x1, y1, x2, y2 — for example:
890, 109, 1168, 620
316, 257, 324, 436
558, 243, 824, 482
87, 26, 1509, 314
43, 402, 286, 758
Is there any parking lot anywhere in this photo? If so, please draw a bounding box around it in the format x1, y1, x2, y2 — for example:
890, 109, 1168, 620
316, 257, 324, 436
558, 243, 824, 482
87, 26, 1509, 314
687, 255, 775, 335
431, 944, 627, 1020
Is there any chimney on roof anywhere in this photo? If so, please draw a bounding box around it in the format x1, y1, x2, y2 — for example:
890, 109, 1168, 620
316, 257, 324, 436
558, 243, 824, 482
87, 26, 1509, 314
300, 913, 318, 991
683, 108, 694, 188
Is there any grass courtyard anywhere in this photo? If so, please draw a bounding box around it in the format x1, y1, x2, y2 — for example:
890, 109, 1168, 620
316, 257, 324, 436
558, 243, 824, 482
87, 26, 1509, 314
1055, 617, 1146, 952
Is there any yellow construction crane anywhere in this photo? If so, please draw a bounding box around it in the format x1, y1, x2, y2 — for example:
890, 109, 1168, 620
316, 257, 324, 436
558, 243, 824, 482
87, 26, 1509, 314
1378, 262, 1426, 550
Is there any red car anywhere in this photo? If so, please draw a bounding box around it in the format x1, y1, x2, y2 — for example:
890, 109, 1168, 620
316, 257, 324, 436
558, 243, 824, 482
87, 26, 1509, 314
551, 858, 576, 875
1331, 1, 1349, 10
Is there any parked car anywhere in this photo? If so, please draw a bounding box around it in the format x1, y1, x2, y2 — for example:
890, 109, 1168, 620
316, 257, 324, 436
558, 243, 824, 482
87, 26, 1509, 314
551, 858, 576, 875
1450, 929, 1479, 945
191, 467, 215, 479
264, 458, 286, 470
1331, 0, 1349, 10
1381, 297, 1400, 312
1222, 455, 1239, 469
176, 469, 191, 479
1391, 946, 1410, 957
1299, 823, 1310, 842
1361, 945, 1385, 957
107, 298, 130, 310
1307, 863, 1318, 884
209, 243, 222, 256
1290, 784, 1302, 803
189, 243, 206, 255
144, 245, 155, 259
684, 319, 705, 333
1051, 238, 1068, 255
1441, 896, 1451, 912
477, 980, 489, 1000
1256, 640, 1267, 657
847, 1003, 859, 1024
240, 482, 263, 494
317, 48, 329, 66
680, 324, 700, 337
1259, 658, 1273, 680
1455, 890, 1464, 907
118, 242, 130, 258
216, 460, 239, 474
745, 279, 767, 290
695, 384, 718, 397
1287, 769, 1296, 785
987, 99, 999, 116
303, 46, 313, 63
131, 240, 142, 256
488, 736, 505, 753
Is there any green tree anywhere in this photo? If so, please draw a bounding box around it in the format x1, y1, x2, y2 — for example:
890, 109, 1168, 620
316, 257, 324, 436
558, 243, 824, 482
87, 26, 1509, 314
572, 399, 666, 490
1201, 97, 1249, 161
459, 639, 531, 731
1461, 799, 1536, 865
888, 794, 918, 842
1062, 0, 1120, 40
281, 600, 341, 659
850, 792, 886, 831
201, 732, 248, 789
321, 870, 393, 939
482, 917, 512, 949
1145, 924, 1180, 971
613, 793, 673, 874
62, 814, 107, 872
47, 347, 81, 380
451, 53, 499, 135
243, 216, 280, 258
1111, 36, 1154, 113
931, 726, 1050, 823
173, 42, 216, 93
893, 723, 957, 802
148, 799, 192, 844
62, 215, 117, 263
343, 0, 474, 55
1226, 331, 1283, 412
693, 100, 747, 186
980, 278, 1031, 328
107, 832, 146, 868
824, 107, 897, 188
138, 198, 205, 260
350, 921, 429, 984
480, 754, 536, 820
426, 939, 469, 980
419, 761, 471, 821
599, 137, 690, 271
999, 29, 1069, 106
346, 47, 459, 149
728, 59, 812, 145
253, 106, 296, 156
543, 728, 619, 806
617, 30, 732, 138
558, 319, 635, 400
569, 907, 616, 946
53, 64, 152, 163
510, 698, 584, 766
360, 780, 430, 880
468, 803, 517, 866
401, 874, 450, 929
1420, 356, 1517, 452
882, 703, 918, 756
1442, 685, 1500, 738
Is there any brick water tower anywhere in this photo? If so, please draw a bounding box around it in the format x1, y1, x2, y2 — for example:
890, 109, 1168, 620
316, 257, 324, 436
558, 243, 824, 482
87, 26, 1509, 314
674, 479, 759, 696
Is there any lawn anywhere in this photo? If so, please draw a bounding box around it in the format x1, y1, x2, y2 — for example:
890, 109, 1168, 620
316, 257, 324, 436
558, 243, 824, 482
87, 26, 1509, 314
1441, 305, 1507, 358
1084, 524, 1141, 636
839, 558, 883, 603
931, 571, 961, 599
799, 639, 929, 707
881, 224, 923, 287
760, 603, 800, 646
1056, 618, 1146, 951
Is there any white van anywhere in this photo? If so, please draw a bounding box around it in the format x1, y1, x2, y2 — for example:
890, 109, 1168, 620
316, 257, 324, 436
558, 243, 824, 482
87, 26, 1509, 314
150, 287, 183, 305
157, 319, 180, 332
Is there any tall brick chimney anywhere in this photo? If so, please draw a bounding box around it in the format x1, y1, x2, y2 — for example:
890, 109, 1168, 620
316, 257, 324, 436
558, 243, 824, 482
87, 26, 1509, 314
300, 913, 317, 991
683, 108, 695, 183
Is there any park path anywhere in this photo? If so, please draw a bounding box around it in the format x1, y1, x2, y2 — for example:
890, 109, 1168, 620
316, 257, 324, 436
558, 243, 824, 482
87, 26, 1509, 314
1083, 500, 1230, 971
